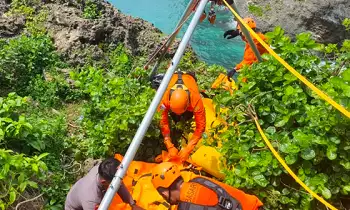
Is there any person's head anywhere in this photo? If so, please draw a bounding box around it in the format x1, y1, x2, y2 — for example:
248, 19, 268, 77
98, 157, 121, 188
169, 88, 189, 115
237, 17, 256, 31
151, 162, 184, 205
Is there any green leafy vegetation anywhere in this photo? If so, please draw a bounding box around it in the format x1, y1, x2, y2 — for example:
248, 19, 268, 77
211, 26, 350, 209
83, 0, 102, 19
0, 35, 59, 96
248, 3, 264, 17
2, 0, 350, 209
343, 18, 350, 31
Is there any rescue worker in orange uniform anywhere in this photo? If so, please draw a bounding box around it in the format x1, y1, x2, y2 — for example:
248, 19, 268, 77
158, 71, 206, 162
224, 17, 268, 81
199, 0, 234, 24
151, 162, 263, 210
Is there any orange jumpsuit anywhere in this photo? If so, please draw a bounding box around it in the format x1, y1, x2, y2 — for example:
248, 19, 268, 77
179, 177, 263, 209
159, 74, 206, 148
236, 32, 268, 70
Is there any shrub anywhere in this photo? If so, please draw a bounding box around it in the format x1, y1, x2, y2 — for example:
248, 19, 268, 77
212, 27, 350, 209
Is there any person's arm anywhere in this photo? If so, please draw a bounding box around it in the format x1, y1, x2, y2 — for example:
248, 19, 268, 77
224, 29, 240, 39
117, 183, 146, 209
117, 183, 134, 204
160, 107, 171, 138
159, 105, 179, 157
82, 201, 100, 210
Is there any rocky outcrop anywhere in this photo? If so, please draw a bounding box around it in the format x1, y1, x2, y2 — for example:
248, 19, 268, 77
0, 1, 26, 38
0, 0, 168, 66
0, 15, 25, 38
0, 0, 10, 16
235, 0, 350, 44
44, 1, 163, 65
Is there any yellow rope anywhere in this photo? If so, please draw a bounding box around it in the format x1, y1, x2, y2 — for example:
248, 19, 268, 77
223, 0, 350, 119
253, 117, 338, 210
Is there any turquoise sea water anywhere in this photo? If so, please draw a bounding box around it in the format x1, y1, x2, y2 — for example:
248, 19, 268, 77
109, 0, 245, 69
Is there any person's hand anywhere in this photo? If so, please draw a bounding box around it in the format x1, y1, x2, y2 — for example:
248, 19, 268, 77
178, 147, 192, 162
164, 137, 179, 158
168, 147, 179, 158
224, 29, 240, 39
227, 68, 237, 82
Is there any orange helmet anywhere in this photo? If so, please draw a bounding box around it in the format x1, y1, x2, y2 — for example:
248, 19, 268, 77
237, 17, 256, 31
151, 162, 181, 189
169, 89, 189, 115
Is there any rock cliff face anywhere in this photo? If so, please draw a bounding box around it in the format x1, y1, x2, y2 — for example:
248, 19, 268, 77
0, 0, 165, 65
235, 0, 350, 44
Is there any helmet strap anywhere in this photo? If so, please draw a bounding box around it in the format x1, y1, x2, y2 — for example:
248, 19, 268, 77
167, 188, 172, 204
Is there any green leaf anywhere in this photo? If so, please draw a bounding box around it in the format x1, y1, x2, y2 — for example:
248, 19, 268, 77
284, 73, 297, 82
246, 130, 254, 138
301, 148, 316, 160
282, 188, 290, 195
37, 153, 49, 160
326, 146, 337, 160
275, 119, 287, 127
18, 173, 25, 183
292, 130, 312, 148
280, 142, 300, 154
321, 187, 332, 199
343, 185, 350, 192
0, 129, 4, 140
28, 181, 38, 188
285, 86, 295, 96
253, 174, 269, 187
342, 69, 350, 81
285, 154, 298, 164
32, 164, 39, 173
280, 196, 290, 204
340, 161, 350, 170
19, 182, 27, 192
9, 190, 16, 204
266, 126, 276, 134
49, 199, 57, 205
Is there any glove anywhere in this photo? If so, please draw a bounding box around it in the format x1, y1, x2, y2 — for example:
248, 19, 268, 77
164, 137, 179, 158
227, 68, 237, 82
178, 147, 192, 162
223, 29, 240, 39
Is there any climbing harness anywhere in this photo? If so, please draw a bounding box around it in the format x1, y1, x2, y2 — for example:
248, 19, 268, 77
178, 177, 242, 210
151, 70, 197, 90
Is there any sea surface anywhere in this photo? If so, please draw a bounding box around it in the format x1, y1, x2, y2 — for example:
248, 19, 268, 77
110, 0, 245, 69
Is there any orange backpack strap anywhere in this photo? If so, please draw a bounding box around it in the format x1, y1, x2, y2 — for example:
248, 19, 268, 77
178, 177, 242, 210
